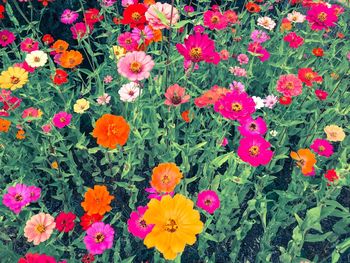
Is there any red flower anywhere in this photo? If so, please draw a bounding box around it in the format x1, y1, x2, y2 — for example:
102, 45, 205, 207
298, 68, 323, 87
113, 17, 122, 25
38, 0, 54, 6
0, 5, 5, 20
283, 32, 304, 49
84, 8, 103, 26
337, 32, 345, 39
42, 34, 54, 45
53, 69, 68, 85
121, 3, 147, 29
80, 213, 103, 231
279, 96, 292, 105
18, 253, 56, 263
312, 47, 323, 57
55, 212, 76, 233
81, 254, 95, 263
246, 2, 261, 13
181, 110, 194, 123
315, 89, 328, 100
325, 169, 338, 183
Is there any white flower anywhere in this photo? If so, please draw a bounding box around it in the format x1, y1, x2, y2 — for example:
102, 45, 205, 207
287, 11, 306, 23
263, 94, 278, 109
269, 130, 278, 137
25, 50, 48, 68
252, 96, 264, 110
257, 17, 276, 31
119, 82, 141, 102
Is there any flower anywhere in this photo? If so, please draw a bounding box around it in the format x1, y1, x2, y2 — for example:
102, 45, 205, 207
18, 253, 57, 263
310, 138, 334, 157
250, 30, 270, 43
119, 82, 142, 102
224, 10, 238, 24
196, 190, 220, 214
315, 89, 328, 100
143, 194, 203, 260
298, 68, 323, 87
237, 135, 274, 167
0, 66, 28, 90
52, 40, 69, 53
306, 5, 338, 31
194, 86, 229, 108
74, 98, 90, 114
229, 81, 245, 93
279, 96, 292, 105
270, 130, 278, 137
276, 74, 303, 97
221, 137, 228, 146
28, 185, 41, 202
181, 110, 193, 123
324, 169, 338, 183
257, 16, 276, 30
252, 96, 265, 109
145, 187, 174, 200
118, 32, 138, 51
176, 33, 220, 64
237, 54, 249, 65
214, 91, 256, 121
246, 2, 261, 13
25, 50, 48, 68
312, 47, 324, 57
164, 84, 190, 107
24, 213, 56, 245
20, 38, 39, 53
55, 212, 76, 233
42, 124, 53, 133
61, 9, 79, 24
53, 69, 68, 85
84, 222, 114, 255
16, 129, 25, 139
81, 185, 114, 216
81, 254, 95, 263
127, 206, 154, 239
229, 66, 247, 77
324, 125, 346, 142
22, 107, 42, 121
290, 149, 317, 175
0, 30, 15, 47
121, 3, 147, 29
118, 51, 154, 81
145, 2, 179, 30
42, 34, 54, 45
84, 8, 103, 26
2, 184, 31, 214
97, 93, 111, 105
80, 213, 103, 231
52, 111, 72, 129
92, 114, 130, 149
203, 10, 228, 30
284, 32, 304, 48
263, 94, 278, 109
150, 163, 183, 193
280, 18, 293, 32
0, 118, 11, 132
70, 22, 88, 39
287, 11, 306, 23
131, 25, 154, 43
110, 46, 126, 60
60, 50, 83, 68
238, 117, 267, 137
14, 61, 35, 73
247, 42, 270, 62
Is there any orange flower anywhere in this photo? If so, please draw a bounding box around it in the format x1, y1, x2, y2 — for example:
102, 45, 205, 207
52, 40, 69, 53
16, 129, 25, 139
181, 110, 194, 123
51, 161, 59, 170
60, 50, 83, 68
92, 114, 130, 149
0, 118, 11, 132
152, 28, 162, 42
144, 0, 155, 6
81, 185, 114, 216
290, 149, 317, 175
246, 2, 261, 13
151, 163, 183, 193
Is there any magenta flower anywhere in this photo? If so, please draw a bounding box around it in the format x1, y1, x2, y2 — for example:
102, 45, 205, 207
283, 32, 304, 49
127, 206, 154, 239
229, 81, 245, 93
0, 30, 16, 47
70, 22, 88, 40
131, 26, 154, 43
164, 84, 190, 107
193, 25, 205, 33
250, 30, 270, 43
84, 222, 114, 255
118, 32, 138, 51
27, 186, 41, 202
221, 137, 228, 147
14, 61, 35, 73
214, 91, 256, 121
238, 117, 267, 137
117, 51, 154, 81
247, 42, 270, 62
203, 10, 228, 30
61, 9, 79, 24
310, 138, 334, 158
52, 111, 72, 129
237, 135, 274, 167
20, 38, 39, 53
2, 184, 31, 214
145, 187, 173, 200
196, 190, 220, 214
306, 5, 338, 31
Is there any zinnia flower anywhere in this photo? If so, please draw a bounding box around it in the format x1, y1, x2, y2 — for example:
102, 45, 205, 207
60, 9, 79, 24
24, 213, 56, 245
324, 125, 346, 142
110, 45, 126, 60
257, 16, 276, 30
290, 148, 317, 175
284, 32, 304, 48
0, 118, 10, 132
2, 184, 31, 214
119, 82, 142, 102
203, 10, 228, 30
306, 5, 338, 31
150, 163, 183, 193
84, 222, 114, 255
60, 50, 83, 68
55, 212, 76, 233
92, 114, 130, 149
238, 117, 267, 137
276, 74, 303, 97
0, 66, 29, 90
73, 98, 90, 114
0, 30, 15, 47
287, 10, 306, 23
52, 40, 69, 54
52, 111, 72, 129
97, 93, 111, 105
310, 138, 334, 157
164, 84, 190, 107
143, 194, 204, 260
70, 22, 88, 40
196, 190, 220, 214
118, 32, 138, 52
117, 51, 155, 81
263, 94, 278, 109
315, 89, 328, 100
18, 253, 58, 263
237, 135, 274, 167
25, 50, 48, 68
20, 38, 39, 53
298, 68, 323, 87
80, 213, 103, 231
81, 185, 114, 216
121, 3, 147, 29
52, 69, 68, 85
127, 206, 154, 239
145, 2, 179, 30
250, 30, 270, 43
324, 169, 338, 183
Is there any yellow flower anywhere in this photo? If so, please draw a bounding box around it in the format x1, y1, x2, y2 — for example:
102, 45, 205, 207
73, 98, 90, 114
110, 46, 126, 60
51, 161, 59, 170
324, 125, 346, 142
143, 194, 203, 260
0, 67, 29, 90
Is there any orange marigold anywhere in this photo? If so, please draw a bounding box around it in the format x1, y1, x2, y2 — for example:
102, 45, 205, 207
0, 118, 11, 132
60, 50, 83, 68
52, 40, 69, 53
16, 129, 25, 140
290, 149, 317, 175
81, 185, 114, 216
151, 163, 183, 193
92, 114, 130, 149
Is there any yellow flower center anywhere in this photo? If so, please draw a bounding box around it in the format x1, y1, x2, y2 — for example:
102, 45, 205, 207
318, 12, 327, 22
94, 233, 105, 243
130, 61, 142, 73
161, 174, 170, 184
36, 224, 46, 234
60, 117, 66, 123
34, 56, 40, 62
10, 76, 20, 84
107, 124, 119, 136
318, 146, 325, 151
164, 219, 178, 233
131, 12, 141, 21
286, 82, 294, 90
249, 145, 260, 156
305, 72, 314, 80
211, 16, 219, 24
189, 47, 202, 60
231, 102, 242, 111
15, 194, 23, 201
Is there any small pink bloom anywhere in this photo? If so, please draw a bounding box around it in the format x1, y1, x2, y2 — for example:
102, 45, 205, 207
315, 89, 328, 100
237, 54, 249, 65
0, 30, 15, 47
118, 32, 138, 51
229, 66, 247, 77
84, 222, 114, 255
52, 111, 72, 129
145, 187, 174, 200
221, 137, 228, 147
20, 38, 39, 53
197, 190, 220, 214
42, 124, 53, 133
310, 138, 334, 157
164, 84, 190, 107
97, 93, 111, 105
61, 9, 79, 24
238, 117, 267, 137
263, 94, 278, 109
27, 185, 41, 202
220, 50, 230, 60
127, 206, 154, 239
14, 61, 35, 73
70, 22, 88, 40
193, 25, 205, 33
2, 184, 31, 214
103, 75, 113, 83
250, 30, 270, 43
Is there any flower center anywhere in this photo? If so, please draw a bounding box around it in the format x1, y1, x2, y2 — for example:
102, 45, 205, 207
60, 117, 66, 123
189, 47, 202, 60
139, 219, 147, 228
211, 16, 220, 24
318, 12, 327, 22
171, 94, 182, 105
231, 102, 242, 111
131, 12, 141, 21
10, 76, 20, 84
305, 72, 314, 80
94, 233, 105, 243
14, 194, 23, 201
204, 199, 212, 206
128, 90, 135, 96
161, 174, 170, 184
286, 82, 294, 90
318, 145, 325, 151
34, 56, 40, 62
249, 145, 260, 156
249, 123, 257, 131
164, 219, 178, 233
69, 58, 76, 65
125, 38, 132, 44
36, 224, 46, 234
107, 124, 119, 136
130, 61, 142, 73
1, 35, 8, 41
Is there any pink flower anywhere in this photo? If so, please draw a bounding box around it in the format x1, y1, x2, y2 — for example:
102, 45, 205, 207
263, 94, 278, 109
220, 49, 230, 60
203, 10, 228, 30
221, 137, 228, 147
42, 124, 53, 133
52, 111, 72, 129
176, 33, 220, 64
224, 10, 239, 24
0, 30, 16, 47
103, 75, 113, 84
247, 42, 270, 62
145, 187, 174, 200
229, 66, 247, 77
122, 0, 138, 7
276, 74, 303, 97
164, 84, 190, 107
306, 5, 338, 31
14, 61, 35, 73
2, 184, 31, 214
315, 89, 328, 100
229, 81, 245, 93
197, 190, 220, 214
237, 54, 249, 65
22, 107, 41, 121
310, 138, 334, 157
117, 51, 154, 81
284, 32, 304, 48
193, 25, 205, 33
250, 30, 270, 43
145, 2, 179, 30
184, 6, 195, 13
238, 117, 267, 137
27, 185, 41, 202
127, 206, 154, 239
70, 22, 88, 40
97, 93, 111, 105
117, 32, 138, 51
24, 213, 56, 245
61, 9, 79, 24
237, 135, 274, 167
20, 38, 39, 53
131, 25, 154, 43
84, 222, 114, 255
214, 91, 256, 121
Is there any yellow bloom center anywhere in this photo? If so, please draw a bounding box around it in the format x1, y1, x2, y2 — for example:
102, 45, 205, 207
107, 124, 119, 136
164, 219, 178, 233
15, 194, 23, 201
231, 102, 242, 111
189, 47, 202, 60
318, 12, 327, 22
10, 76, 20, 84
305, 72, 314, 80
60, 117, 66, 123
34, 56, 41, 62
36, 224, 46, 234
130, 61, 142, 73
211, 16, 219, 24
132, 12, 141, 21
286, 82, 294, 90
95, 232, 105, 243
318, 146, 325, 151
249, 145, 260, 156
